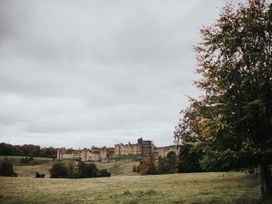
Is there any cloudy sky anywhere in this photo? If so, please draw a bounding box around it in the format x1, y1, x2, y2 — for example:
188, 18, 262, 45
0, 0, 246, 148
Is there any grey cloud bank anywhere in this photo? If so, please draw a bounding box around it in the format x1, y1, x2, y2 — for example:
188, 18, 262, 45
0, 0, 246, 148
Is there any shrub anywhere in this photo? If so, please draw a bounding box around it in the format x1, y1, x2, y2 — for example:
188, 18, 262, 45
98, 169, 111, 177
157, 152, 178, 174
0, 161, 17, 177
66, 162, 75, 178
49, 162, 68, 178
157, 157, 170, 174
166, 151, 177, 173
138, 155, 157, 175
177, 144, 203, 173
50, 161, 111, 178
20, 156, 34, 164
74, 162, 98, 178
132, 165, 137, 172
35, 172, 45, 178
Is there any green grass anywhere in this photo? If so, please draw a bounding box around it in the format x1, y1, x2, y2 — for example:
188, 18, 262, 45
1, 156, 139, 177
0, 156, 55, 178
95, 161, 139, 176
0, 172, 261, 204
0, 156, 261, 203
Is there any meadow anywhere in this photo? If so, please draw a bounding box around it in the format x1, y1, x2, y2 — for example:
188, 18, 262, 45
0, 156, 261, 204
0, 156, 139, 178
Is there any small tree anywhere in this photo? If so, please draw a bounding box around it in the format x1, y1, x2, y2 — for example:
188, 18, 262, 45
132, 165, 137, 172
157, 157, 170, 174
74, 162, 98, 178
166, 151, 177, 173
177, 144, 203, 173
98, 169, 111, 177
0, 161, 17, 177
49, 162, 68, 178
138, 155, 157, 175
157, 152, 178, 174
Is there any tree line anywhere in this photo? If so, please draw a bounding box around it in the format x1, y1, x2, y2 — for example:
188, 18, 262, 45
134, 152, 178, 175
0, 143, 57, 158
49, 160, 111, 178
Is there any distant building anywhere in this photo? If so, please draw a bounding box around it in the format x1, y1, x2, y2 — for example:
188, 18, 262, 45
57, 148, 81, 160
57, 138, 178, 162
137, 138, 153, 156
153, 145, 180, 159
114, 138, 153, 157
57, 147, 114, 162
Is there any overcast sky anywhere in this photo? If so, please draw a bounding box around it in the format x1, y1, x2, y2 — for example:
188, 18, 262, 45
0, 0, 246, 148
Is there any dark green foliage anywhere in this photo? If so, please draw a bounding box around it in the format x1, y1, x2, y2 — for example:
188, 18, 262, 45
157, 157, 170, 174
35, 172, 45, 178
20, 144, 40, 157
174, 0, 272, 200
20, 156, 34, 164
39, 147, 57, 158
132, 165, 137, 172
49, 162, 68, 178
0, 142, 57, 158
157, 152, 178, 174
66, 162, 76, 178
200, 149, 239, 171
0, 143, 23, 155
177, 144, 203, 173
166, 152, 177, 173
134, 152, 178, 175
0, 161, 17, 177
50, 161, 111, 178
74, 161, 98, 178
98, 169, 111, 177
84, 163, 99, 177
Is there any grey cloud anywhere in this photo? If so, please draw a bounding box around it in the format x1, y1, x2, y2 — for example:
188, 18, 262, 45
0, 0, 246, 148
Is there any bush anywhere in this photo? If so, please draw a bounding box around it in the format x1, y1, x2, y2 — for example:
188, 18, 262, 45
20, 156, 34, 164
98, 169, 111, 177
35, 172, 45, 178
157, 157, 170, 174
0, 161, 17, 177
138, 155, 157, 175
132, 165, 137, 172
177, 144, 203, 173
74, 162, 98, 178
49, 162, 68, 178
166, 151, 177, 173
50, 161, 111, 178
157, 152, 178, 174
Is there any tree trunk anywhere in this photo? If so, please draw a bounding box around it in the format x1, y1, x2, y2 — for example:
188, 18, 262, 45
260, 162, 272, 203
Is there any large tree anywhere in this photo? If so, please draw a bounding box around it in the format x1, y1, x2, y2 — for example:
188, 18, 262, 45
175, 0, 272, 201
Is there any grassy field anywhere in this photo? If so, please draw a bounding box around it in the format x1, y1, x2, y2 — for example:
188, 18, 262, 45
0, 156, 261, 203
0, 156, 139, 177
0, 172, 261, 204
0, 156, 55, 178
95, 161, 139, 176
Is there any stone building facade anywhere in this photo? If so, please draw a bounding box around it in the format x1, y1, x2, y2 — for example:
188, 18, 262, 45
57, 138, 178, 162
114, 138, 153, 156
153, 145, 180, 159
57, 147, 114, 162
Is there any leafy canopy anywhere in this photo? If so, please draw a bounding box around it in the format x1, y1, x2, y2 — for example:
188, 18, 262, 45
175, 0, 272, 170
